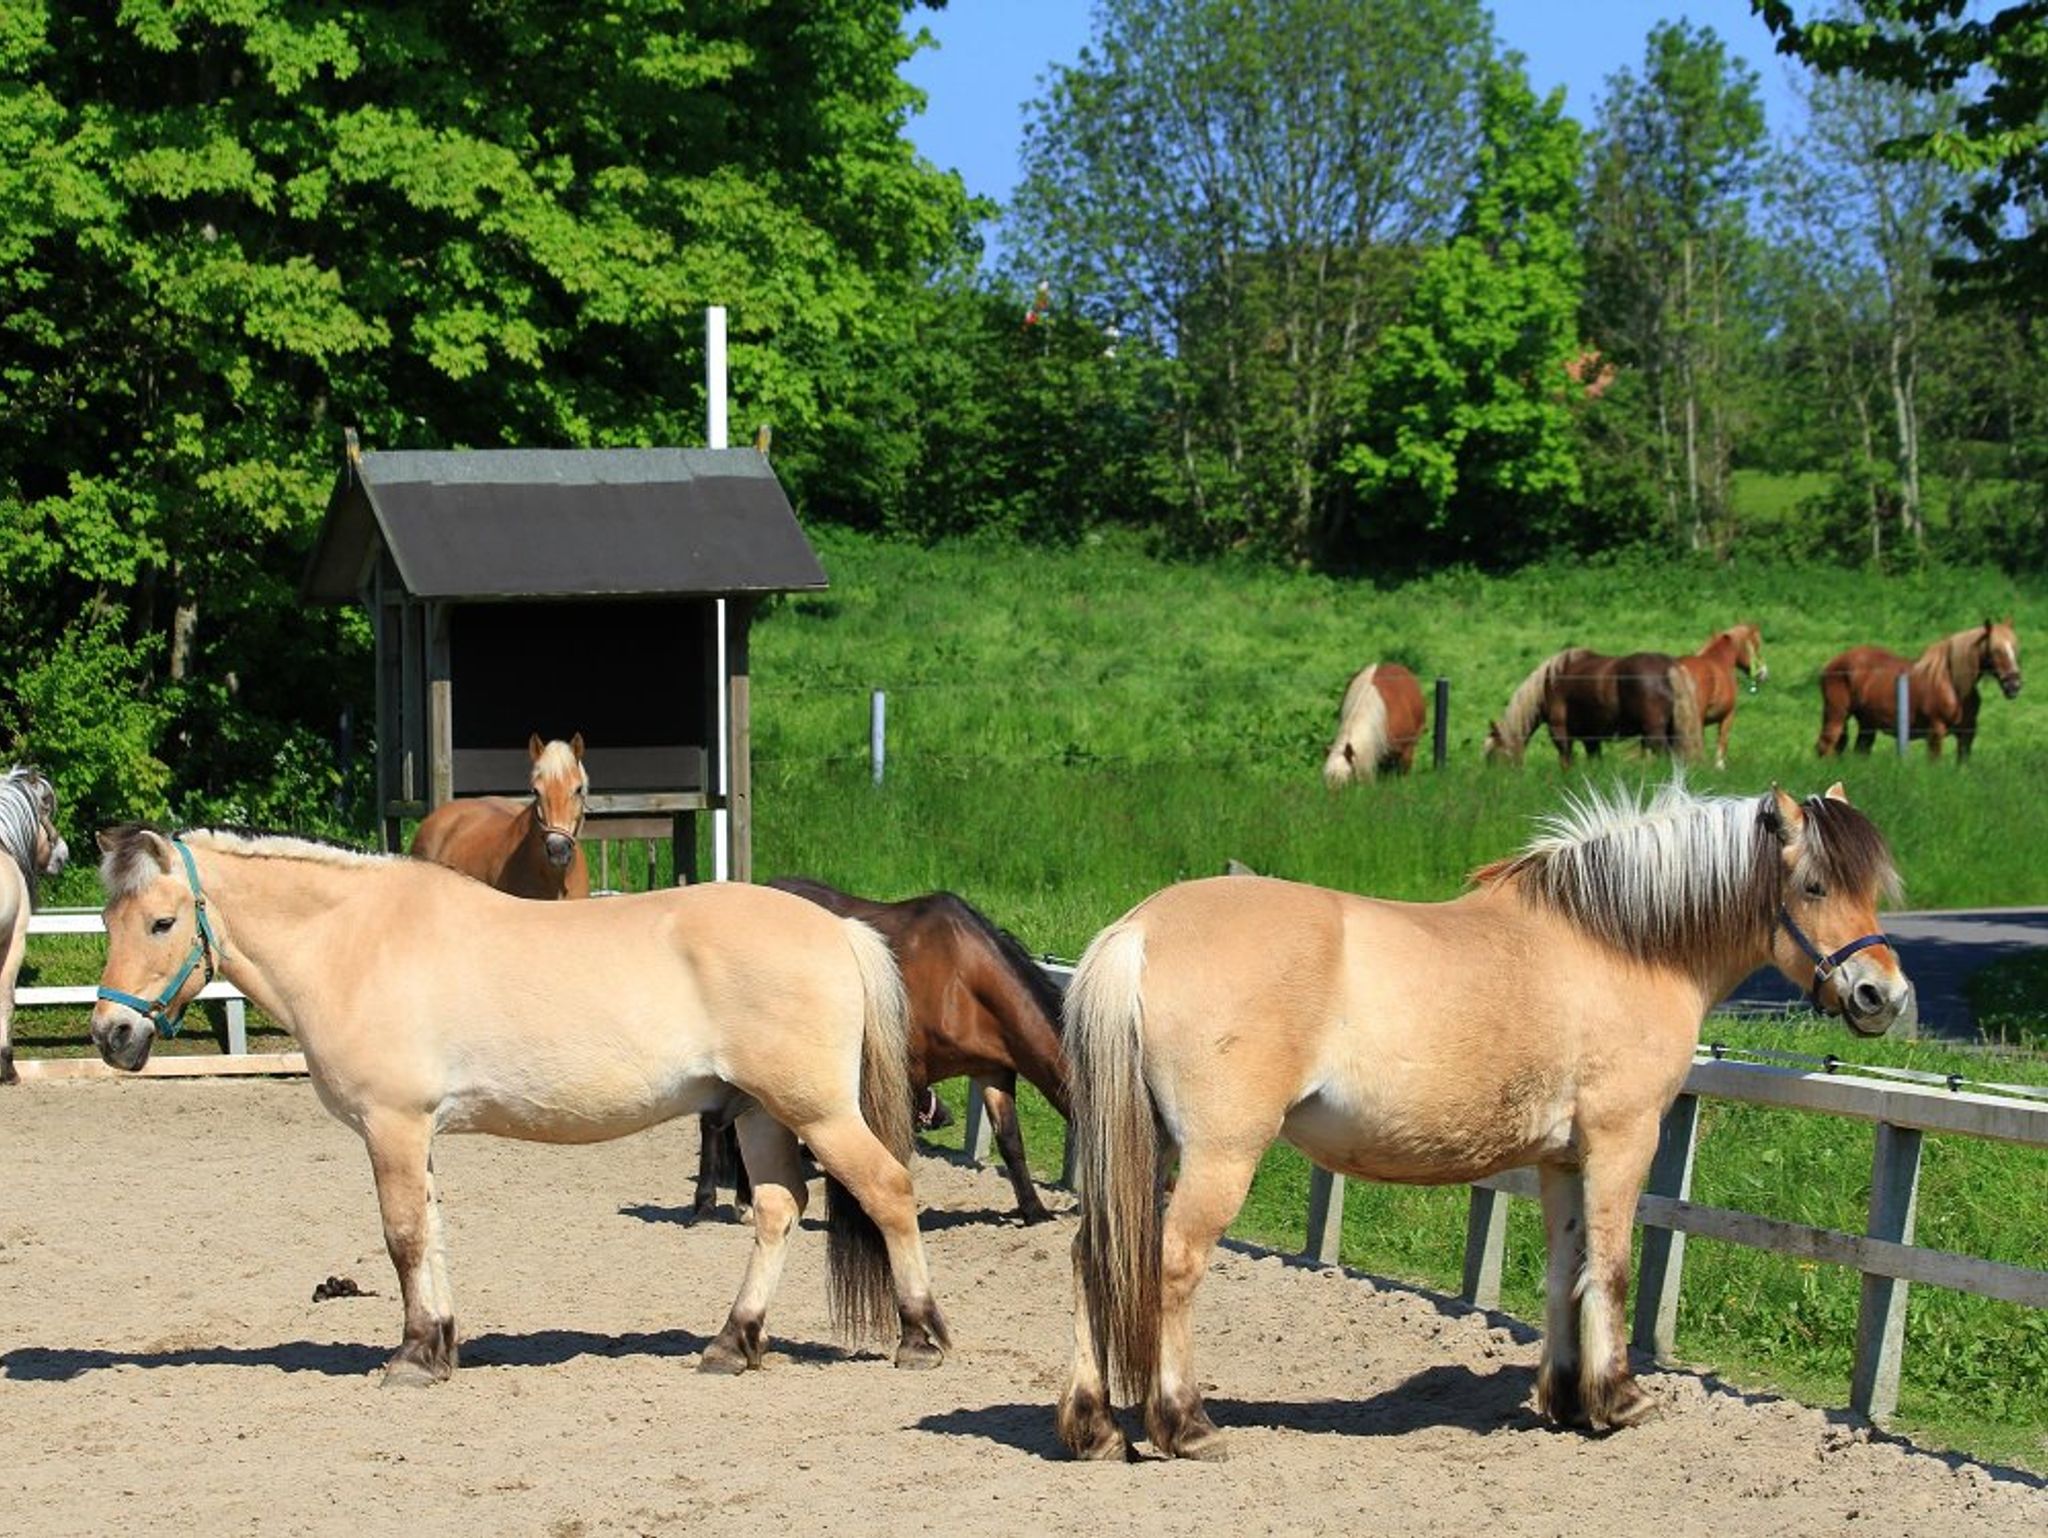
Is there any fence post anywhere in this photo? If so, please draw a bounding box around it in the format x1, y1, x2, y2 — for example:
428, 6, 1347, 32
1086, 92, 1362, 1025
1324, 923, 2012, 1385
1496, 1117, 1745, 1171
870, 688, 887, 785
1304, 1167, 1346, 1265
1895, 673, 1911, 757
961, 1077, 993, 1163
1851, 1121, 1922, 1420
1631, 1092, 1701, 1358
225, 999, 248, 1056
1433, 676, 1450, 770
1461, 1186, 1509, 1308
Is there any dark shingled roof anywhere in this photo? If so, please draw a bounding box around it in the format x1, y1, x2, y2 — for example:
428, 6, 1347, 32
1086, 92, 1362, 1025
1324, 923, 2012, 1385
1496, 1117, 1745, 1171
304, 446, 827, 602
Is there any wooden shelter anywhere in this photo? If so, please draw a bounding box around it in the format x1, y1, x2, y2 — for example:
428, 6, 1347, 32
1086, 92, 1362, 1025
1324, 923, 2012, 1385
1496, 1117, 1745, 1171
304, 439, 826, 881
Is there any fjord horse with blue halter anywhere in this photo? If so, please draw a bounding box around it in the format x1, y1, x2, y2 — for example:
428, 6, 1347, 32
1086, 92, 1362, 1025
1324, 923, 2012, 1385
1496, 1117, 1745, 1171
697, 878, 1071, 1224
1056, 781, 1907, 1461
410, 734, 591, 898
90, 825, 950, 1384
1816, 619, 2022, 759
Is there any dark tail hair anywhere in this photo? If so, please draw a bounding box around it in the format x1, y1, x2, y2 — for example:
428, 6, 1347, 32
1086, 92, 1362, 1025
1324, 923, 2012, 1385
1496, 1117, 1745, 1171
1064, 919, 1161, 1402
824, 917, 913, 1341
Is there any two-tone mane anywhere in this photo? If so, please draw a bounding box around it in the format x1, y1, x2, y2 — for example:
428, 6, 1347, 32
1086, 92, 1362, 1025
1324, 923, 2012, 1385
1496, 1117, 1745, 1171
1490, 648, 1586, 755
951, 895, 1067, 1031
1476, 780, 1900, 969
98, 824, 393, 900
0, 767, 56, 899
1911, 624, 1997, 700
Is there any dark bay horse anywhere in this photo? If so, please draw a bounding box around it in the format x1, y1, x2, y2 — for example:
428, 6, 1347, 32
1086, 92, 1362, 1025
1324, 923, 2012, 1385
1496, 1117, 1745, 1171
410, 734, 591, 898
696, 879, 1070, 1224
1816, 620, 2023, 759
1680, 623, 1768, 769
1322, 662, 1427, 786
1485, 648, 1702, 768
1056, 782, 1908, 1461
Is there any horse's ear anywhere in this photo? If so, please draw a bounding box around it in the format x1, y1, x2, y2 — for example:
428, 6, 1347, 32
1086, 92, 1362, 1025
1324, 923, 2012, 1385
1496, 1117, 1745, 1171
570, 732, 585, 761
1766, 785, 1804, 843
528, 733, 544, 760
1824, 781, 1850, 804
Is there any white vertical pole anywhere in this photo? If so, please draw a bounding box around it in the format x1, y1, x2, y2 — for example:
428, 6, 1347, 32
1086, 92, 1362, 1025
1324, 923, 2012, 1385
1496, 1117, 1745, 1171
708, 305, 731, 881
1894, 672, 1911, 757
871, 689, 887, 786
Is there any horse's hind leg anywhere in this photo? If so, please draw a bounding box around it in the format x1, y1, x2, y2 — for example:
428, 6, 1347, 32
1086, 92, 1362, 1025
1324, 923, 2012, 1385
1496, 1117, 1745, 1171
691, 1113, 723, 1217
365, 1112, 457, 1387
700, 1108, 807, 1375
1056, 1227, 1132, 1460
982, 1072, 1053, 1224
798, 1113, 950, 1368
0, 896, 28, 1083
1145, 1146, 1259, 1461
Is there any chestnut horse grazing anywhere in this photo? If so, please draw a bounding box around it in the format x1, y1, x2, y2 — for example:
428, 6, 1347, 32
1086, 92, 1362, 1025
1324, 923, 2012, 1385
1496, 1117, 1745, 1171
89, 827, 950, 1384
1681, 623, 1768, 769
1056, 781, 1907, 1461
1322, 663, 1427, 786
0, 766, 68, 1083
697, 878, 1070, 1224
1816, 620, 2023, 759
411, 734, 591, 898
1485, 647, 1702, 768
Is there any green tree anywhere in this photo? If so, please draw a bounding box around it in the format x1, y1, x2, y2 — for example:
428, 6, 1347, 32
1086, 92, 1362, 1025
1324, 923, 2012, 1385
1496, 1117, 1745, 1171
1009, 0, 1490, 561
1338, 59, 1596, 568
0, 1, 969, 829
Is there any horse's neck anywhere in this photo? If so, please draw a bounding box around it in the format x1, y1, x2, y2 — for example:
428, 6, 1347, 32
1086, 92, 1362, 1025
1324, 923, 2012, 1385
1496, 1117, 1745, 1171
194, 849, 373, 1035
1943, 631, 1984, 694
1697, 633, 1734, 667
970, 953, 1069, 1113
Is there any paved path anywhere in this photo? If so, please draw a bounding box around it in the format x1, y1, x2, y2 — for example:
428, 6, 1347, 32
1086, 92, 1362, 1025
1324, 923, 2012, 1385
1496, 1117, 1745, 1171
1726, 907, 2048, 1038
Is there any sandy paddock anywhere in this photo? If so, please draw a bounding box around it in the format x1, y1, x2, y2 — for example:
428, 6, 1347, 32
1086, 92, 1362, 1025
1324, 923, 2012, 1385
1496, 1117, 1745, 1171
0, 1077, 2039, 1537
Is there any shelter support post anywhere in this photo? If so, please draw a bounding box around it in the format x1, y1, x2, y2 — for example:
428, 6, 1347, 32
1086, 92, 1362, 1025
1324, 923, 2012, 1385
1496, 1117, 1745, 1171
1851, 1122, 1922, 1420
1632, 1092, 1701, 1359
723, 600, 753, 883
427, 602, 453, 809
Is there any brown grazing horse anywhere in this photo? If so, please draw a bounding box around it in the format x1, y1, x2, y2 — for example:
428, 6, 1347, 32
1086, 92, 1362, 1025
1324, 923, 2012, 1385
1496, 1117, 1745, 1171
1321, 663, 1427, 786
1485, 648, 1702, 768
1816, 619, 2023, 759
1055, 781, 1908, 1461
1680, 623, 1768, 769
697, 878, 1070, 1224
410, 734, 591, 898
90, 826, 949, 1382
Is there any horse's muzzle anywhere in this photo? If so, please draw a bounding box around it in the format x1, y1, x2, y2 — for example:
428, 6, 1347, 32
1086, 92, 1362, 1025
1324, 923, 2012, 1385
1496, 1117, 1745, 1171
89, 1003, 156, 1072
543, 832, 576, 869
43, 835, 68, 877
1840, 967, 1912, 1038
1999, 672, 2023, 699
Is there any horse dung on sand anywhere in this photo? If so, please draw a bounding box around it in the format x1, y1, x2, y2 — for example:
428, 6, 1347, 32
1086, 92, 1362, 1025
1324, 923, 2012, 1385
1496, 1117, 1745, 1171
1322, 663, 1426, 786
410, 734, 592, 898
1055, 780, 1908, 1461
1816, 620, 2022, 759
0, 766, 68, 1083
89, 826, 950, 1384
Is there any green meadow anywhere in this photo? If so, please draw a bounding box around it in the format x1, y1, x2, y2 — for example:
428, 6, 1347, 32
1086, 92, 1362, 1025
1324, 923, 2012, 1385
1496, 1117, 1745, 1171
17, 527, 2046, 1469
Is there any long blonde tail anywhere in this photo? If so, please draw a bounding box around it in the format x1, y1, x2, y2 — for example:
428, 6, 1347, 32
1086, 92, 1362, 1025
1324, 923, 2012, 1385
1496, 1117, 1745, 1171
1064, 920, 1161, 1402
1668, 662, 1705, 762
825, 916, 913, 1341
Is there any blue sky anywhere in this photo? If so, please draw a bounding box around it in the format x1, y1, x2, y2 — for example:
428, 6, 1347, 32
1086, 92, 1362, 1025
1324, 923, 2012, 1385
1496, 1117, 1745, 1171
901, 2, 1810, 216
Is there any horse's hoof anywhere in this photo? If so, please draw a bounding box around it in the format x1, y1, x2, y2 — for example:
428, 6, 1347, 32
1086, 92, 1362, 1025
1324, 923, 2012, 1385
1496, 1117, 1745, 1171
698, 1343, 752, 1376
1016, 1201, 1055, 1226
1072, 1427, 1133, 1462
1171, 1427, 1230, 1462
380, 1359, 440, 1390
893, 1338, 946, 1371
1588, 1377, 1657, 1432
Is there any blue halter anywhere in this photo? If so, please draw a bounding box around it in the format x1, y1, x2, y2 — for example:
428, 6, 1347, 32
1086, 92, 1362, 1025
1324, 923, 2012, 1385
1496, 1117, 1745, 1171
96, 839, 220, 1038
1776, 903, 1888, 1014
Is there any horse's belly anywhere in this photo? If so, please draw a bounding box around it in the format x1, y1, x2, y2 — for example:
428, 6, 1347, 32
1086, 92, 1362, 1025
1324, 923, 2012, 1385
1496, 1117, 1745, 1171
1282, 1075, 1574, 1186
436, 1067, 725, 1143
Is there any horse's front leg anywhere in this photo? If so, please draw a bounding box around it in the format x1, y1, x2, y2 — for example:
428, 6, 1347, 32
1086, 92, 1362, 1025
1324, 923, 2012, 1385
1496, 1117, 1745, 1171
981, 1073, 1053, 1224
0, 901, 28, 1084
365, 1111, 458, 1387
700, 1107, 806, 1374
1925, 720, 1948, 758
1569, 1116, 1662, 1431
1534, 1162, 1587, 1424
1714, 712, 1732, 770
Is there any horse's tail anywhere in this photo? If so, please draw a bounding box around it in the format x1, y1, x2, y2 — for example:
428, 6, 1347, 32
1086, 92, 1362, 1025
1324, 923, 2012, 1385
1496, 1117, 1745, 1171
1667, 660, 1704, 762
1324, 666, 1389, 788
825, 915, 914, 1342
1065, 918, 1161, 1403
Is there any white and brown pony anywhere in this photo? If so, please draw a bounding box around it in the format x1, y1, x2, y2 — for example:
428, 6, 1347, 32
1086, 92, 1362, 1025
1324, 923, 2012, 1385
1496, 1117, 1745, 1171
0, 766, 68, 1083
1321, 663, 1426, 787
1055, 781, 1908, 1461
1680, 623, 1768, 769
411, 734, 591, 898
89, 826, 949, 1384
1817, 620, 2023, 759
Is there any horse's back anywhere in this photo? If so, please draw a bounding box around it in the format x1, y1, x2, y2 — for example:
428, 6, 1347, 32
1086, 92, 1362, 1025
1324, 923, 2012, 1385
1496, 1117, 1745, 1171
1370, 662, 1427, 744
410, 796, 523, 867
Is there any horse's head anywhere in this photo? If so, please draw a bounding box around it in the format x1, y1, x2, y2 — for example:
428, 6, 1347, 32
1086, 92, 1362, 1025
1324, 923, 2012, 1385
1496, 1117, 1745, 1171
1322, 742, 1356, 789
90, 826, 221, 1071
1735, 623, 1768, 687
1482, 721, 1523, 766
1982, 618, 2021, 699
528, 733, 589, 869
1762, 785, 1909, 1038
21, 770, 66, 877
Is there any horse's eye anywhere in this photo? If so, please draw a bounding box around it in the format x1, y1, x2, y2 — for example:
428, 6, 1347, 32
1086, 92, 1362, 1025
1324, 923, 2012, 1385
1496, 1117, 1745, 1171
150, 916, 176, 936
1804, 881, 1827, 900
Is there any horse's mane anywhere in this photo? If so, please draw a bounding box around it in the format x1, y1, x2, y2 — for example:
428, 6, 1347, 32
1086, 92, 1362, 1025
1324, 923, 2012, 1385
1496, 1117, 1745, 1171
936, 892, 1066, 1032
0, 766, 51, 898
99, 823, 395, 901
1492, 648, 1587, 751
1325, 666, 1389, 786
1474, 780, 1900, 969
1911, 626, 1988, 697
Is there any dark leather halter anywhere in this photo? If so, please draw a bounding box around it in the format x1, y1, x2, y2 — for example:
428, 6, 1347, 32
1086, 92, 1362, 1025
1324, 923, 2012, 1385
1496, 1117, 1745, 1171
1775, 904, 1889, 1014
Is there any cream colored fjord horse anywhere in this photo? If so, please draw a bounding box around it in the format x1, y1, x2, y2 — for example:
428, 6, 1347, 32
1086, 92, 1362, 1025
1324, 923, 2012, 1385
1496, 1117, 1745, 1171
1056, 781, 1909, 1461
89, 826, 949, 1385
410, 734, 591, 899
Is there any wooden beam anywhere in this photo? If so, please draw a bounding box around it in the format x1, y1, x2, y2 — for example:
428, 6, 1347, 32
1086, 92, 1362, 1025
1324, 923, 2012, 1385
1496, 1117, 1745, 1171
1633, 1092, 1702, 1360
1852, 1123, 1923, 1421
1461, 1183, 1509, 1309
13, 1053, 307, 1082
724, 599, 753, 883
1683, 1057, 2048, 1146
